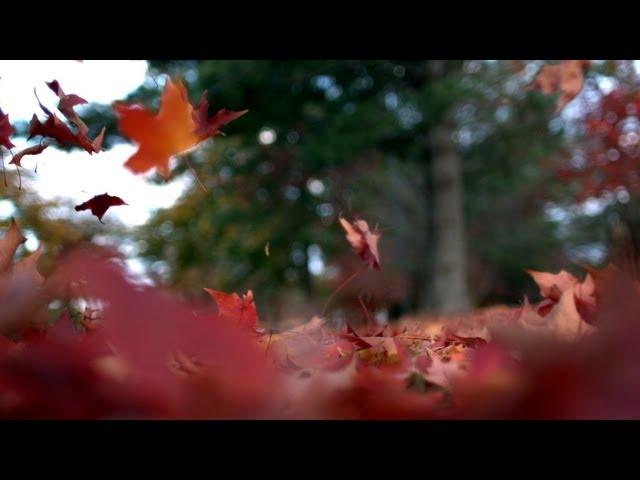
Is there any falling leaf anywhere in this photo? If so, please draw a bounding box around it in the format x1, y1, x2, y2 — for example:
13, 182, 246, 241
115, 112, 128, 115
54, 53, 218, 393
264, 242, 270, 257
356, 336, 401, 364
0, 108, 15, 150
29, 85, 103, 154
339, 216, 381, 269
46, 80, 89, 135
9, 141, 50, 167
74, 193, 127, 223
114, 79, 247, 177
529, 60, 590, 112
203, 288, 259, 330
193, 91, 248, 137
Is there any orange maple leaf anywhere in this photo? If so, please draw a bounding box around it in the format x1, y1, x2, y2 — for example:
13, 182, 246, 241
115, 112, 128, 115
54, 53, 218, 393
114, 79, 247, 178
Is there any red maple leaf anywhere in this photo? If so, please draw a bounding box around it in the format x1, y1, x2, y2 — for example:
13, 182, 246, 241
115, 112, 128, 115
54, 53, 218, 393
29, 85, 104, 154
46, 79, 90, 135
193, 91, 248, 137
74, 193, 127, 223
0, 108, 15, 150
203, 288, 259, 330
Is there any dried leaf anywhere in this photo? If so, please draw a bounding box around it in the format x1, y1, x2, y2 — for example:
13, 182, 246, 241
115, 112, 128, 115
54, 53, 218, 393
9, 141, 50, 167
29, 85, 103, 154
74, 193, 127, 223
0, 108, 15, 150
193, 91, 248, 137
339, 217, 381, 269
46, 80, 89, 135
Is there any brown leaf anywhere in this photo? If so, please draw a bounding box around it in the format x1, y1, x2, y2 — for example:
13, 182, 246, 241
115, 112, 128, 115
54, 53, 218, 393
193, 91, 248, 137
46, 80, 89, 136
339, 217, 381, 269
29, 85, 103, 154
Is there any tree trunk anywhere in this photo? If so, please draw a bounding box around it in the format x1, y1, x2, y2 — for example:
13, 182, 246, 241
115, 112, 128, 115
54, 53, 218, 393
428, 122, 471, 314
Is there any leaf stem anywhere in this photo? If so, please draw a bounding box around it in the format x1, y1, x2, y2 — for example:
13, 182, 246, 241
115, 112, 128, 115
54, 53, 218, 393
321, 263, 367, 317
184, 156, 208, 193
358, 295, 373, 326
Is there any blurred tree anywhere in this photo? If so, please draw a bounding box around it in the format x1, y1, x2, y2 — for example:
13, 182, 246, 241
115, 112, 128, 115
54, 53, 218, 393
5, 60, 574, 324
550, 60, 640, 278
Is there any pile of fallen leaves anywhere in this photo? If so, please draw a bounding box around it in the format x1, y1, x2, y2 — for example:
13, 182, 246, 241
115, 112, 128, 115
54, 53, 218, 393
2, 214, 640, 419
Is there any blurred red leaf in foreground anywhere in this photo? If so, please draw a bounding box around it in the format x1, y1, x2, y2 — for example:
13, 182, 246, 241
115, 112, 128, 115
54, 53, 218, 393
4, 219, 640, 418
9, 141, 50, 167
